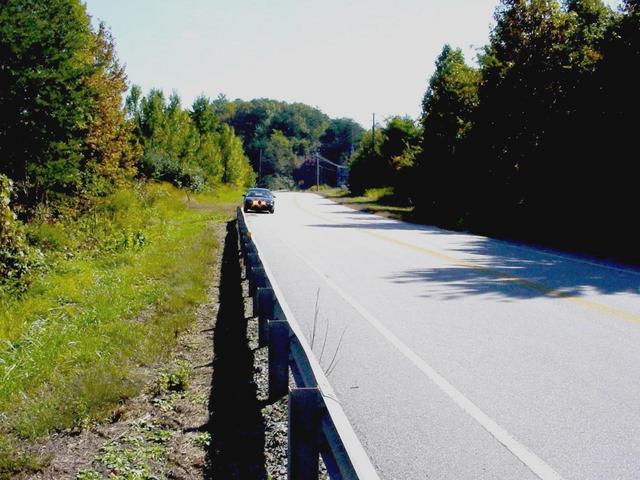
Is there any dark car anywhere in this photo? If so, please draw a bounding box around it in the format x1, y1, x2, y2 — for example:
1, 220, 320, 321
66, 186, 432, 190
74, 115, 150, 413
243, 188, 275, 213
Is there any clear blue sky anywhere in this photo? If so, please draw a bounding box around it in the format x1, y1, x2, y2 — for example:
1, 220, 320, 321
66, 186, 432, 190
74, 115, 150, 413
84, 0, 622, 128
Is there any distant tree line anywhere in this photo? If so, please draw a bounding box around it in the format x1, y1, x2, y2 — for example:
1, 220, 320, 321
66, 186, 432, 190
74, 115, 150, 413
349, 0, 639, 261
210, 97, 365, 189
125, 88, 255, 191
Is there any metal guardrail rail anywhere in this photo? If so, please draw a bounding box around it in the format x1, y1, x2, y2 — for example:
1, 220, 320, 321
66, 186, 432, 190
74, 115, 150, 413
237, 208, 381, 480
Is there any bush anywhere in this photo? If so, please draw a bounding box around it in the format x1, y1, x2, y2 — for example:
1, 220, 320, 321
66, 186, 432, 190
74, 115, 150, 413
0, 175, 41, 289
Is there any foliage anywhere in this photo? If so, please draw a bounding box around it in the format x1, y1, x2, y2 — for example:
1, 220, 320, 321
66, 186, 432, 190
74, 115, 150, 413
348, 117, 421, 197
263, 130, 298, 179
345, 0, 637, 261
0, 0, 139, 207
320, 118, 365, 165
219, 124, 256, 188
84, 23, 140, 195
0, 182, 239, 476
0, 0, 94, 202
0, 176, 41, 290
213, 97, 364, 186
413, 45, 480, 224
154, 361, 191, 394
347, 128, 387, 195
261, 174, 297, 191
127, 89, 254, 190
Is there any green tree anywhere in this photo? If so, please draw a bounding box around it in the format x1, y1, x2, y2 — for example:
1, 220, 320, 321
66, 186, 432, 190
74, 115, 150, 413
264, 130, 298, 178
414, 45, 479, 223
190, 95, 219, 134
195, 133, 224, 184
0, 0, 96, 203
347, 128, 388, 195
320, 118, 365, 165
380, 116, 421, 171
469, 0, 575, 233
219, 124, 255, 187
129, 88, 254, 190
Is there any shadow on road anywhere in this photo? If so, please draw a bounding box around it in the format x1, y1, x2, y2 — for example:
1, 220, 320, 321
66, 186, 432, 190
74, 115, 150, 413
307, 218, 640, 300
204, 220, 266, 479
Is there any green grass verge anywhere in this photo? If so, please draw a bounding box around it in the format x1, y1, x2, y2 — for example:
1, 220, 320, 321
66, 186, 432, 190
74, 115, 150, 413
0, 182, 240, 477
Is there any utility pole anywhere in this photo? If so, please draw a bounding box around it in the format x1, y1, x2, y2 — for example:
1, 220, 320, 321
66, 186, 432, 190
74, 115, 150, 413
372, 113, 376, 152
316, 152, 320, 192
258, 149, 262, 185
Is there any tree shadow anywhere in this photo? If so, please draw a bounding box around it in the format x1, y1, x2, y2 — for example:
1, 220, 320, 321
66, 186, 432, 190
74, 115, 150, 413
204, 220, 266, 479
308, 218, 462, 233
308, 219, 640, 300
389, 235, 640, 300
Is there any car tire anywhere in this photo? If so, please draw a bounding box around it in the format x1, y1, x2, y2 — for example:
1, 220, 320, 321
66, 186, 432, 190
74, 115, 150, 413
243, 207, 249, 213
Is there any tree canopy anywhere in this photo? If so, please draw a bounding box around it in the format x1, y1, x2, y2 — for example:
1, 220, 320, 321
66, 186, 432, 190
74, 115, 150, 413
213, 98, 365, 187
347, 0, 638, 261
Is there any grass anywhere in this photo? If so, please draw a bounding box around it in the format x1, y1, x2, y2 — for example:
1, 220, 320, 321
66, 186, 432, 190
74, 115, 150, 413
319, 186, 414, 220
0, 182, 240, 477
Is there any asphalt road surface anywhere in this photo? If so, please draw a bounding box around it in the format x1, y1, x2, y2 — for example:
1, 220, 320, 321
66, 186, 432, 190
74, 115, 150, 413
245, 192, 640, 480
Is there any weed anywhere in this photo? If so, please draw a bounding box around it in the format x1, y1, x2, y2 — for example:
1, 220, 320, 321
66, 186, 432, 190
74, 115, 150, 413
306, 289, 347, 378
184, 390, 208, 406
76, 469, 104, 480
154, 360, 191, 394
145, 428, 173, 444
192, 432, 211, 449
0, 182, 241, 475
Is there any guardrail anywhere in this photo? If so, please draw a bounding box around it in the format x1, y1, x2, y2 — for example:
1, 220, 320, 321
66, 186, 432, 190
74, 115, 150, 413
237, 208, 381, 480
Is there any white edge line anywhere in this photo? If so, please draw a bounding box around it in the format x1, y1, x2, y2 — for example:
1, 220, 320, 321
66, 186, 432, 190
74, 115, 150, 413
242, 209, 382, 480
266, 210, 565, 480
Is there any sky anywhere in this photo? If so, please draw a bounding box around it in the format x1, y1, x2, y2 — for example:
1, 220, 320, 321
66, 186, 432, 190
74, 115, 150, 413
83, 0, 622, 128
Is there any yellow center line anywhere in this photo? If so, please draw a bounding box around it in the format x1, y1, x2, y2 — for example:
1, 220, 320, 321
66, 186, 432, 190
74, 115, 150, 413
294, 194, 640, 325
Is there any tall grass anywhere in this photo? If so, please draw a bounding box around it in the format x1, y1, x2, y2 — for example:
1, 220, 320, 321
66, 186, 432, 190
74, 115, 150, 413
0, 182, 240, 477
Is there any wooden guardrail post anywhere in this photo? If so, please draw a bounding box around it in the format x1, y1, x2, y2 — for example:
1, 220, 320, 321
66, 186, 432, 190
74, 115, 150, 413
269, 320, 290, 401
257, 288, 272, 346
245, 252, 258, 272
245, 241, 257, 257
250, 266, 267, 297
288, 387, 323, 480
254, 285, 271, 317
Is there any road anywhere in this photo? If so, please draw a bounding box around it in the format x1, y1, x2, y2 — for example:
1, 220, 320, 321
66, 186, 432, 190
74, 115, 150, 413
245, 192, 640, 480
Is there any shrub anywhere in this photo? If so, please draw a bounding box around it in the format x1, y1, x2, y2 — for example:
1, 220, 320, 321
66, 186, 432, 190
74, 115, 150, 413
0, 175, 41, 290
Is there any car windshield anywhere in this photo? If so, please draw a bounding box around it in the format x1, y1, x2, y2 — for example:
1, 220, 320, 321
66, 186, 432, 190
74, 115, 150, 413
246, 189, 271, 198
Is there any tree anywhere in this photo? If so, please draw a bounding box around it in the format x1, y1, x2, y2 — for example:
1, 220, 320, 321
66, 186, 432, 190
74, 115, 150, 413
195, 133, 224, 184
0, 0, 96, 204
219, 124, 255, 187
320, 118, 365, 165
263, 130, 298, 178
468, 0, 577, 234
128, 88, 254, 190
84, 23, 140, 195
190, 95, 219, 134
580, 0, 640, 257
414, 45, 479, 224
347, 128, 388, 195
